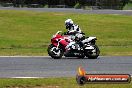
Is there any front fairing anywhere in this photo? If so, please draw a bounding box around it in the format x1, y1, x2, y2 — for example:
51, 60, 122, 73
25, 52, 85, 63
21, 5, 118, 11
51, 34, 62, 47
51, 38, 58, 47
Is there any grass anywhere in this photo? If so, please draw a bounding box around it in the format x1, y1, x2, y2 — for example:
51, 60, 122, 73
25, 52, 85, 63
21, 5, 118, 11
123, 3, 132, 10
0, 10, 132, 56
0, 78, 131, 88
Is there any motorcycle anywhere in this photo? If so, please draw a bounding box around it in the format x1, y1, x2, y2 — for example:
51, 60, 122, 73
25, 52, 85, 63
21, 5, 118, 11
47, 31, 100, 59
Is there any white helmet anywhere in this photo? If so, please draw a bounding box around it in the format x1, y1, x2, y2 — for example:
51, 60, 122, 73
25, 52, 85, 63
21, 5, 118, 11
65, 19, 73, 29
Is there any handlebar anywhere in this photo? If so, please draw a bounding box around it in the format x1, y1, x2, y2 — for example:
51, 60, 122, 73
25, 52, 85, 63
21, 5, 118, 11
55, 31, 62, 35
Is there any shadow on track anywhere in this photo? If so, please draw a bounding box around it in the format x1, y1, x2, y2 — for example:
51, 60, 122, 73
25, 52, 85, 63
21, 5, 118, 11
48, 56, 100, 60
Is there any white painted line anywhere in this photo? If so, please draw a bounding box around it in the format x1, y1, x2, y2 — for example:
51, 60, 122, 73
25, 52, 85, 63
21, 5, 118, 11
123, 10, 132, 11
9, 75, 132, 78
0, 56, 50, 58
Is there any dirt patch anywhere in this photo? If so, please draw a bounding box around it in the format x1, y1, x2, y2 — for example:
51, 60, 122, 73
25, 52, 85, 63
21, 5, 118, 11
53, 13, 66, 16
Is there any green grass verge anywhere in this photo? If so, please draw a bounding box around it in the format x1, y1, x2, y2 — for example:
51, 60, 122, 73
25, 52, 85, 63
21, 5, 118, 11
0, 78, 131, 88
0, 10, 132, 56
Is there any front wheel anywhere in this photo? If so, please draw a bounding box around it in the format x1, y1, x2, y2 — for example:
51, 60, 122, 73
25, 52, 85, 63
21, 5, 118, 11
85, 45, 100, 59
47, 44, 64, 59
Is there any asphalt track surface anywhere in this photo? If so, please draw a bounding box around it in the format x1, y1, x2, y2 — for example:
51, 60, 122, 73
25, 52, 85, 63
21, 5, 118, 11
0, 7, 132, 15
0, 56, 132, 78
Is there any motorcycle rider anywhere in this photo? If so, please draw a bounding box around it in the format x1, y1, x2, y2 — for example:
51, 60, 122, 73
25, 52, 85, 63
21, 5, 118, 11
64, 19, 85, 50
64, 19, 82, 37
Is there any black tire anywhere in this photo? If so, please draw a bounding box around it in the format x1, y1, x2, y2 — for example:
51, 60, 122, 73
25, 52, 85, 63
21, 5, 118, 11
85, 45, 100, 59
47, 44, 64, 59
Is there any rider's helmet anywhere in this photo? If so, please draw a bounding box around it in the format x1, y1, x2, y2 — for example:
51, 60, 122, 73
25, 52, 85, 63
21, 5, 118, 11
65, 19, 73, 29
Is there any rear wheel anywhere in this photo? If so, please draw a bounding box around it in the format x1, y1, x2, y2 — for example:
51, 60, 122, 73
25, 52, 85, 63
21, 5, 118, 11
85, 45, 100, 59
47, 44, 64, 59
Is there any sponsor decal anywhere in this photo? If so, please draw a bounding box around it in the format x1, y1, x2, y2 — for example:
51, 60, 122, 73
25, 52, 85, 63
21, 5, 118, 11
76, 67, 131, 85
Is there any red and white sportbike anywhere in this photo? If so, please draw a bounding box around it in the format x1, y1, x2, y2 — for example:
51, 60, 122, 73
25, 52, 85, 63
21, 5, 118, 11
47, 31, 100, 59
